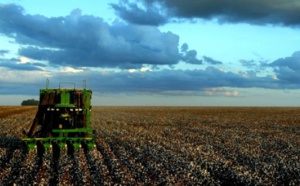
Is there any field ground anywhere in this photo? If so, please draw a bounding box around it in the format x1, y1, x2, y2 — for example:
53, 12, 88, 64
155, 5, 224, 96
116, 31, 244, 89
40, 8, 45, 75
0, 106, 299, 185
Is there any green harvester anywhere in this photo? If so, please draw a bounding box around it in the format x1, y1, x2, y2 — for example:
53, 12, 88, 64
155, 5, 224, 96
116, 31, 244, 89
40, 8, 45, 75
22, 80, 95, 154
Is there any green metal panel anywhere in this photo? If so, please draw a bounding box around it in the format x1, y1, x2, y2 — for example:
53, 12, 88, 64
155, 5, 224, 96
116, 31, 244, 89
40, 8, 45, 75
81, 89, 92, 128
56, 91, 75, 107
61, 92, 70, 104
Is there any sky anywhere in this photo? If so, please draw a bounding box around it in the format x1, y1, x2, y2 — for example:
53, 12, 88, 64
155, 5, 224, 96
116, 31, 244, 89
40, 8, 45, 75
1, 0, 300, 106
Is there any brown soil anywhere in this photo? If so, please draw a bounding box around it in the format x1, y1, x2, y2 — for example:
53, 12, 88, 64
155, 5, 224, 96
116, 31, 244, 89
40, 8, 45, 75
0, 106, 37, 118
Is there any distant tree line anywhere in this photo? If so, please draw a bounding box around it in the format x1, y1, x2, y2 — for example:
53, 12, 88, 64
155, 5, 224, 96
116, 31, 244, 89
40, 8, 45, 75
21, 99, 39, 106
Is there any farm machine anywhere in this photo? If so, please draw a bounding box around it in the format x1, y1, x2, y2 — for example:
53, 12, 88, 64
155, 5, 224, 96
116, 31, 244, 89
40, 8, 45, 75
22, 80, 95, 154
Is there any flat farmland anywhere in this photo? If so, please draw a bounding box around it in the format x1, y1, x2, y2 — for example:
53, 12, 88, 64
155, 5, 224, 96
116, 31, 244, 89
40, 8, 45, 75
0, 106, 299, 185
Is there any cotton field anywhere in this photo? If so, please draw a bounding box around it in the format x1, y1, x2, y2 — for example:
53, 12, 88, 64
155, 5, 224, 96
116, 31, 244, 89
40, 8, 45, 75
0, 106, 299, 185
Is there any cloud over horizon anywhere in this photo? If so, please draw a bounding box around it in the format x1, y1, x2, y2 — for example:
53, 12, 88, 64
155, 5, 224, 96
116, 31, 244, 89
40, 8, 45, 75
0, 2, 300, 105
0, 63, 285, 96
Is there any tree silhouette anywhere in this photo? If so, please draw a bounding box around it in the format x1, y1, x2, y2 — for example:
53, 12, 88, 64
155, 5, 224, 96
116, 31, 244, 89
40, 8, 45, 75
21, 99, 39, 106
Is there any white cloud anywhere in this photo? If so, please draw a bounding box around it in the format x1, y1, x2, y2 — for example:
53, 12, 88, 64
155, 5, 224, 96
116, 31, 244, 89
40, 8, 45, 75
128, 67, 152, 73
128, 69, 136, 73
203, 87, 240, 97
224, 90, 239, 97
18, 56, 30, 64
140, 67, 152, 72
272, 75, 278, 80
0, 67, 49, 83
60, 66, 84, 73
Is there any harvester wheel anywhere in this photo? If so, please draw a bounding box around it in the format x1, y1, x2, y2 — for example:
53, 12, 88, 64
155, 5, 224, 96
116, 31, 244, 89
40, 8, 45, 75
37, 141, 45, 158
67, 141, 75, 157
52, 142, 60, 160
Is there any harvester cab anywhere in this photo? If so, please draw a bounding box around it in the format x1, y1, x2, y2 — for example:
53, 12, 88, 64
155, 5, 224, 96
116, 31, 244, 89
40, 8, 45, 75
23, 80, 95, 154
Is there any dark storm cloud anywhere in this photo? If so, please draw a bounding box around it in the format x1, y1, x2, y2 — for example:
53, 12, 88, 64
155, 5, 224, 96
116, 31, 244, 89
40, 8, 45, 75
114, 0, 300, 26
0, 4, 201, 69
270, 51, 300, 85
110, 1, 168, 26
